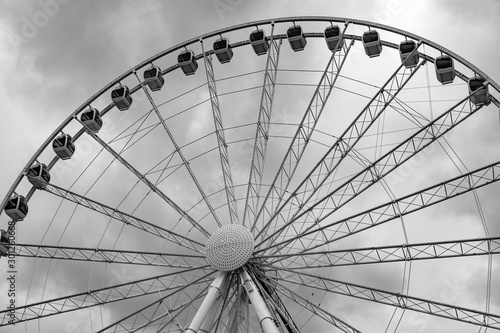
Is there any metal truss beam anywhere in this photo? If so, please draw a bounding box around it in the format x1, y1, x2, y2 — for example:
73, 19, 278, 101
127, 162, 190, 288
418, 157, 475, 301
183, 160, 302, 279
274, 282, 362, 333
80, 122, 211, 238
0, 268, 213, 326
242, 23, 282, 228
3, 242, 206, 268
257, 86, 486, 255
262, 158, 500, 256
201, 40, 239, 224
99, 287, 209, 333
275, 269, 500, 330
257, 236, 500, 268
255, 48, 424, 249
42, 183, 204, 253
252, 35, 355, 238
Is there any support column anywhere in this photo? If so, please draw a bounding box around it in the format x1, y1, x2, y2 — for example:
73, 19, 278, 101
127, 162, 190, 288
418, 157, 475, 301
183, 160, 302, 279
186, 271, 228, 333
240, 269, 279, 333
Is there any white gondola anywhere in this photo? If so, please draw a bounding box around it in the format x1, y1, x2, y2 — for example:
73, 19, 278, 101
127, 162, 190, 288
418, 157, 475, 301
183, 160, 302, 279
53, 133, 75, 160
5, 195, 28, 221
324, 25, 343, 52
80, 107, 103, 132
178, 50, 198, 76
362, 30, 382, 58
434, 55, 455, 84
250, 28, 269, 55
0, 230, 9, 256
399, 40, 419, 68
214, 37, 233, 64
111, 85, 133, 111
144, 66, 164, 91
287, 25, 306, 52
468, 76, 489, 105
27, 162, 50, 189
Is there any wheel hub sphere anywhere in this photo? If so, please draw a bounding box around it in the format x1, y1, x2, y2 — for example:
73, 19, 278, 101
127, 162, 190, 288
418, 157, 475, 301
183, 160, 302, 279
205, 225, 254, 271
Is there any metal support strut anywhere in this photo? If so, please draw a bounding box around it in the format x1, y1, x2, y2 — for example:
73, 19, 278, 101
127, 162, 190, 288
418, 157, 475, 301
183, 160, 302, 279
240, 269, 280, 333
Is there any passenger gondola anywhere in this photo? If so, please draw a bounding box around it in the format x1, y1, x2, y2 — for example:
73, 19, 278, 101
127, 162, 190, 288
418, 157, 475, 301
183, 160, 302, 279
250, 28, 269, 55
111, 85, 133, 111
178, 50, 198, 76
434, 55, 455, 84
144, 66, 164, 91
52, 133, 75, 160
0, 230, 9, 256
80, 107, 103, 132
27, 162, 50, 189
287, 25, 307, 52
362, 30, 382, 58
213, 37, 233, 63
399, 40, 419, 68
468, 76, 489, 105
324, 25, 343, 52
4, 195, 28, 221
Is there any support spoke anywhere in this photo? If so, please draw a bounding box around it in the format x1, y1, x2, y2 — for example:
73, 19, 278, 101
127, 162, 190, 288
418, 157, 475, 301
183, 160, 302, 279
243, 23, 282, 227
273, 281, 362, 333
252, 36, 355, 238
256, 236, 500, 268
0, 267, 214, 325
4, 242, 206, 268
262, 160, 500, 255
274, 269, 500, 330
255, 53, 426, 249
80, 122, 211, 238
257, 86, 487, 255
201, 40, 239, 225
42, 182, 205, 253
134, 71, 223, 228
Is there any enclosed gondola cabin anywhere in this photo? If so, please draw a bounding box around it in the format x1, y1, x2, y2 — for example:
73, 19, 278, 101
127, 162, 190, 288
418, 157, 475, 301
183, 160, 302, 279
434, 55, 455, 84
213, 38, 233, 64
287, 25, 307, 52
178, 50, 198, 76
144, 66, 164, 91
399, 40, 419, 68
324, 25, 343, 52
5, 195, 28, 221
468, 77, 489, 105
80, 107, 103, 132
111, 86, 133, 111
362, 30, 382, 58
52, 134, 75, 160
0, 230, 9, 256
250, 29, 269, 55
27, 163, 50, 189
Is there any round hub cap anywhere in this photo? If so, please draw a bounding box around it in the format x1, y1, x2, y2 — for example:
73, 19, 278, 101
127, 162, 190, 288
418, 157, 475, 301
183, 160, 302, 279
206, 224, 254, 271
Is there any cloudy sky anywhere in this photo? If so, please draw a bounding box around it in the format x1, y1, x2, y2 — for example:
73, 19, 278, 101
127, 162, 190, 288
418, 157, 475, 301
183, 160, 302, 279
0, 1, 500, 332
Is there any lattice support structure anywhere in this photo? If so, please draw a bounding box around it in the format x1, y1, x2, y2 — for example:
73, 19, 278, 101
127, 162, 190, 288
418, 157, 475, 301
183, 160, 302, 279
276, 270, 500, 330
257, 236, 500, 268
256, 56, 426, 251
253, 36, 355, 239
42, 183, 204, 253
258, 79, 488, 255
0, 269, 213, 325
4, 242, 206, 268
242, 23, 282, 228
201, 40, 239, 225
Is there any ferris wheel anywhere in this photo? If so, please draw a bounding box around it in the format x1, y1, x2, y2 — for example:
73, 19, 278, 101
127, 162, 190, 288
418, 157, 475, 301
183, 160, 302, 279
1, 16, 500, 332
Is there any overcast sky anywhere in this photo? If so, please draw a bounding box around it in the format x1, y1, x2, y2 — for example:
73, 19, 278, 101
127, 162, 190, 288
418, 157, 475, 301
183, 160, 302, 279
0, 1, 500, 332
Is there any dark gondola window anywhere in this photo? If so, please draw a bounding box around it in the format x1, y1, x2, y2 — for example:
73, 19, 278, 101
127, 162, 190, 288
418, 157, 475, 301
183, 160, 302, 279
287, 26, 302, 37
111, 88, 125, 99
214, 39, 228, 50
363, 32, 379, 43
400, 42, 415, 53
325, 26, 340, 38
436, 58, 452, 68
250, 30, 264, 41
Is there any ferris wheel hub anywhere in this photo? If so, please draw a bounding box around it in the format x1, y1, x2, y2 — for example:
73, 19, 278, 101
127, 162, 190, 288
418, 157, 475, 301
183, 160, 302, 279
205, 224, 254, 271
